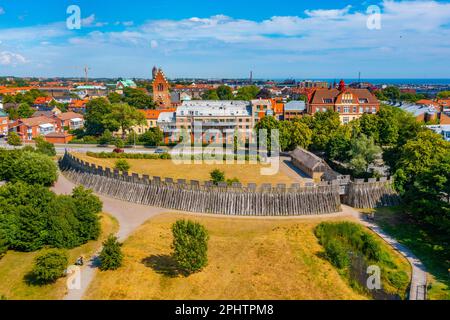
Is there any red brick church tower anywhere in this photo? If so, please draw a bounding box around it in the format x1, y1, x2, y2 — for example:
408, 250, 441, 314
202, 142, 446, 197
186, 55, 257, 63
152, 66, 172, 108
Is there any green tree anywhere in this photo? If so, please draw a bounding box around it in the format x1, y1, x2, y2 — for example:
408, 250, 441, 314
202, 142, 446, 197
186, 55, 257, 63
34, 136, 56, 157
11, 152, 58, 186
437, 91, 450, 99
235, 85, 259, 100
115, 159, 131, 172
359, 113, 380, 143
139, 127, 164, 146
378, 107, 399, 145
102, 103, 146, 139
280, 119, 313, 151
30, 250, 68, 284
98, 129, 113, 146
84, 98, 112, 136
71, 186, 102, 242
382, 86, 401, 101
347, 134, 382, 177
201, 89, 219, 100
310, 110, 341, 151
172, 220, 209, 274
123, 88, 155, 109
210, 169, 225, 185
216, 85, 233, 100
0, 182, 55, 251
99, 234, 123, 271
107, 92, 123, 104
7, 131, 22, 146
326, 124, 353, 162
17, 103, 34, 118
254, 116, 280, 152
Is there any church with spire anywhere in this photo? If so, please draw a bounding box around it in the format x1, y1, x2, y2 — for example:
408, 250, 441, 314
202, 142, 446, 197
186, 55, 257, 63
151, 66, 172, 108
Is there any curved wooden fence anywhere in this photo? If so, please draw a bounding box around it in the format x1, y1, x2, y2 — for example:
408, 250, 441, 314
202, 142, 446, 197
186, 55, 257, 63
59, 152, 400, 215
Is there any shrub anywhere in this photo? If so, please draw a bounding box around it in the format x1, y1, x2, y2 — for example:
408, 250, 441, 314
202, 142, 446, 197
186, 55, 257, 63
210, 169, 225, 185
11, 152, 58, 186
115, 159, 131, 172
34, 136, 56, 157
387, 270, 410, 291
99, 234, 123, 271
85, 151, 171, 160
0, 230, 8, 259
226, 177, 240, 186
7, 132, 21, 146
324, 239, 350, 269
98, 129, 113, 146
30, 250, 68, 284
172, 220, 209, 274
114, 139, 125, 149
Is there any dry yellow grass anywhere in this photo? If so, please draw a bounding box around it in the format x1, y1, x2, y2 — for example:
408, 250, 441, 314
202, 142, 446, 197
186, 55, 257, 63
0, 213, 118, 300
85, 214, 368, 300
73, 152, 296, 185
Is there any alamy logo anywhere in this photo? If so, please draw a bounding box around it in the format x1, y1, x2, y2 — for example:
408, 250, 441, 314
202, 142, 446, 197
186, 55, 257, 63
366, 265, 381, 290
66, 5, 81, 30
366, 5, 382, 30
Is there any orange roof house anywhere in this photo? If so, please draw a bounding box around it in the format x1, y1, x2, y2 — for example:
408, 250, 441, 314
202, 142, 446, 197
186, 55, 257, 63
34, 96, 54, 105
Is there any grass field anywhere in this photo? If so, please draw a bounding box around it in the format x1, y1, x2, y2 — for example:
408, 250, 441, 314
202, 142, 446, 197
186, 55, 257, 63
0, 213, 118, 300
85, 213, 411, 300
372, 207, 450, 300
73, 152, 296, 185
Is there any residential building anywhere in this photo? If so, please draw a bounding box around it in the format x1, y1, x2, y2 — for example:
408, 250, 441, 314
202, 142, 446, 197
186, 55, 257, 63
44, 132, 74, 144
33, 96, 54, 107
298, 80, 329, 89
159, 100, 254, 143
307, 80, 380, 124
398, 103, 437, 122
284, 101, 306, 121
54, 112, 84, 131
13, 116, 57, 141
128, 109, 177, 135
0, 110, 9, 137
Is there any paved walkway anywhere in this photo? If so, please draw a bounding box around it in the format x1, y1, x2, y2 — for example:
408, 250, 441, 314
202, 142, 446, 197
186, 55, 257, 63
342, 205, 428, 300
52, 173, 166, 300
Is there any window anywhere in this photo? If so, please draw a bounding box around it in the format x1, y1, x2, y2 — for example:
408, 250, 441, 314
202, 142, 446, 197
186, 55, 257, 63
322, 107, 327, 112
371, 107, 377, 113
359, 107, 364, 113
353, 106, 357, 113
323, 98, 333, 103
337, 107, 341, 113
343, 117, 350, 124
343, 106, 350, 113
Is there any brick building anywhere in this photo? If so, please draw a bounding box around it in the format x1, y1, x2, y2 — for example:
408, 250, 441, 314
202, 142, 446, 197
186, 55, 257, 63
152, 67, 172, 108
0, 110, 9, 137
307, 80, 380, 124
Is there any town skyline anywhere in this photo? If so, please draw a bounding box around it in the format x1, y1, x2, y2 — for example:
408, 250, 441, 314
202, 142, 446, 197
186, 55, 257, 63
1, 0, 450, 78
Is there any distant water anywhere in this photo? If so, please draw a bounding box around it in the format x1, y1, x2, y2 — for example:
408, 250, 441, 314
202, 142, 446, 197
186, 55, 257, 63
297, 79, 450, 86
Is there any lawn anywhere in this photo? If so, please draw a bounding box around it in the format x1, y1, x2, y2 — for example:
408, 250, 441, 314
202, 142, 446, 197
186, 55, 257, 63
85, 213, 410, 300
0, 213, 118, 300
73, 152, 297, 186
371, 207, 450, 300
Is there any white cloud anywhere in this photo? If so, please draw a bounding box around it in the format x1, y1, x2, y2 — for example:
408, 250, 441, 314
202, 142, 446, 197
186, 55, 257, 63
0, 51, 28, 66
150, 40, 158, 48
81, 14, 96, 27
123, 21, 134, 27
305, 5, 352, 18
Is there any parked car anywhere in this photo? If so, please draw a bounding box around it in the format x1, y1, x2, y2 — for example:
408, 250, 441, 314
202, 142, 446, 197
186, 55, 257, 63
154, 148, 166, 154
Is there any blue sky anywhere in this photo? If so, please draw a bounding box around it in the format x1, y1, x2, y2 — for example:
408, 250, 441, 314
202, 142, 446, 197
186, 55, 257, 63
0, 0, 450, 79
